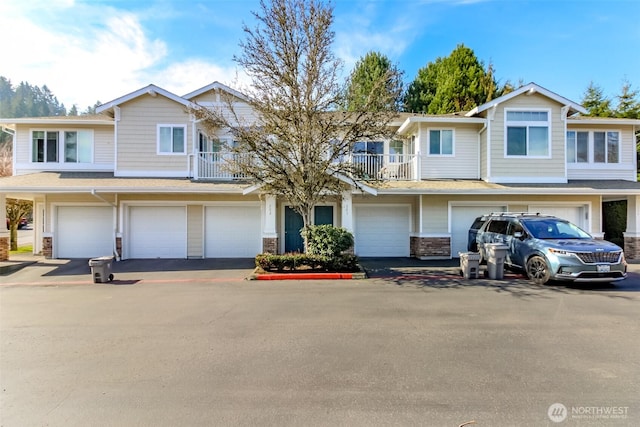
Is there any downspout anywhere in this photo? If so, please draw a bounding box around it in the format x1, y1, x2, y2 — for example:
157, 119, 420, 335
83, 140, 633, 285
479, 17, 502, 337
90, 189, 120, 261
561, 105, 570, 182
114, 106, 120, 176
478, 120, 487, 180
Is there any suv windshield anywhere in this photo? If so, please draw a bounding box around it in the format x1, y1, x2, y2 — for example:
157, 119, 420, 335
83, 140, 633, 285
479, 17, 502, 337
521, 218, 591, 240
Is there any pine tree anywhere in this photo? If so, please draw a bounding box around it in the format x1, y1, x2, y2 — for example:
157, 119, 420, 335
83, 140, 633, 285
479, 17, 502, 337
615, 80, 640, 119
581, 82, 613, 117
403, 44, 501, 114
343, 51, 403, 112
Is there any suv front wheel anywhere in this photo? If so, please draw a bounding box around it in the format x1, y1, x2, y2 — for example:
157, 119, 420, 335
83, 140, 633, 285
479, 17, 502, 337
526, 255, 551, 285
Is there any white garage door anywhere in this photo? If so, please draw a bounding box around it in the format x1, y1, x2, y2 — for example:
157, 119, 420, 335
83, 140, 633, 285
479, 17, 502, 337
129, 206, 187, 258
528, 205, 585, 229
57, 206, 113, 258
205, 206, 262, 257
450, 205, 506, 257
354, 205, 410, 257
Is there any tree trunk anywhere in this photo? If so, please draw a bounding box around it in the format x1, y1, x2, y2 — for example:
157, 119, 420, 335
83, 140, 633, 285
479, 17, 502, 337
9, 224, 18, 251
300, 206, 314, 254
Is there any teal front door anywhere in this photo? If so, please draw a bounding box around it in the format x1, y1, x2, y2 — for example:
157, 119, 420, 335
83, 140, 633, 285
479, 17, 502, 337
284, 206, 334, 253
285, 206, 305, 253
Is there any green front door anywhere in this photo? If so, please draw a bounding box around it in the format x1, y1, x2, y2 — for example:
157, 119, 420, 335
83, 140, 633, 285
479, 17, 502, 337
284, 206, 334, 253
284, 206, 305, 253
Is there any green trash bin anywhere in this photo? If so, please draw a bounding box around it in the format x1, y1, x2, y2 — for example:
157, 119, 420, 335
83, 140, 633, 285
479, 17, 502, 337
89, 256, 114, 283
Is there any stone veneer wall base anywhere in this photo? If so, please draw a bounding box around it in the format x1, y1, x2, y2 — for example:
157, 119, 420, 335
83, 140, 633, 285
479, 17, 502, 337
262, 237, 278, 254
624, 237, 640, 260
0, 236, 9, 261
43, 237, 53, 259
410, 236, 451, 259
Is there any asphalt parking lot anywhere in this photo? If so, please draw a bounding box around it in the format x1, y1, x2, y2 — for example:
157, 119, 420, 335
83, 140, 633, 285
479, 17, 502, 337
1, 259, 639, 426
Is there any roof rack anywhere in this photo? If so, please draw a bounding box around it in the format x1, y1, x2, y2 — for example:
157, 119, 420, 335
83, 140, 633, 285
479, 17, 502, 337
488, 212, 555, 218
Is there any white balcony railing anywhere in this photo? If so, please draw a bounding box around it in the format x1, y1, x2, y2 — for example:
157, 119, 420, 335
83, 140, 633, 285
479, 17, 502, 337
196, 152, 250, 180
349, 153, 418, 181
195, 152, 418, 181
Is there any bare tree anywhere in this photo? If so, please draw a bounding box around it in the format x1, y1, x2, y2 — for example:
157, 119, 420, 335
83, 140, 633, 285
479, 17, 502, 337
6, 198, 31, 251
192, 0, 402, 251
0, 141, 12, 177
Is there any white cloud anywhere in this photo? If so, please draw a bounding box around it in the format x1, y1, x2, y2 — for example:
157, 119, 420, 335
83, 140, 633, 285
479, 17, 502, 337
333, 3, 418, 74
0, 1, 241, 109
151, 60, 251, 97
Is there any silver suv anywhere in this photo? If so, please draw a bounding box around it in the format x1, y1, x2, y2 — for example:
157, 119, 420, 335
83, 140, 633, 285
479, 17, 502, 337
475, 213, 627, 285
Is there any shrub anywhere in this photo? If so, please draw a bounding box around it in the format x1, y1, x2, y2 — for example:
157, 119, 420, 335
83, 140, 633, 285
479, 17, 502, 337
303, 224, 354, 257
255, 253, 359, 272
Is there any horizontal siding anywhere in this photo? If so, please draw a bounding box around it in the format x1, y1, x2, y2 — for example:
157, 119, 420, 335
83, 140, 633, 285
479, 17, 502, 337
13, 124, 114, 174
480, 129, 488, 180
117, 94, 192, 173
420, 123, 481, 179
566, 124, 637, 181
490, 93, 566, 180
94, 126, 115, 163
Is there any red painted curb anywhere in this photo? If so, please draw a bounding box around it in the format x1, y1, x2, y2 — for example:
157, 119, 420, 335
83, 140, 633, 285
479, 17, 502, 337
255, 273, 354, 280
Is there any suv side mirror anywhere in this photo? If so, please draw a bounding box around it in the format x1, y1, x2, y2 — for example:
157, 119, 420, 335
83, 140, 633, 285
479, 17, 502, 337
513, 231, 524, 240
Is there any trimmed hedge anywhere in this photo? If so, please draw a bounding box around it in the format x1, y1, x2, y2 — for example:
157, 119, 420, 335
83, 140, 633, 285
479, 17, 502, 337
255, 253, 359, 272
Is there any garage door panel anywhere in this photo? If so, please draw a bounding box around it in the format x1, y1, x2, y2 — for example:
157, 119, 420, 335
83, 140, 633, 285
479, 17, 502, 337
355, 205, 410, 257
57, 206, 113, 258
450, 205, 506, 257
129, 206, 186, 259
528, 205, 584, 229
205, 206, 261, 258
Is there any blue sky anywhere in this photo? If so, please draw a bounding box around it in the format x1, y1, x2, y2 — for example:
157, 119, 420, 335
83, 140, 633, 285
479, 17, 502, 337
2, 0, 638, 110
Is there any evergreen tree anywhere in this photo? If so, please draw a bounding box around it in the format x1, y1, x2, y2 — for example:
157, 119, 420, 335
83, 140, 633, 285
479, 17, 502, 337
403, 44, 501, 114
343, 51, 403, 112
615, 80, 640, 119
581, 82, 613, 117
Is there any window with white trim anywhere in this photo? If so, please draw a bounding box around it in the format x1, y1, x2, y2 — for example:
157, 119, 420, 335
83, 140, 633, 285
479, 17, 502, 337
595, 131, 619, 164
505, 110, 550, 157
158, 125, 186, 154
64, 131, 93, 163
566, 131, 589, 163
428, 129, 453, 155
566, 130, 620, 164
32, 131, 59, 162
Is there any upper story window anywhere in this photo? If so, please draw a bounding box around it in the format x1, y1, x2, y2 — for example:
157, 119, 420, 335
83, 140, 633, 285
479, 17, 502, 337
32, 131, 59, 162
428, 129, 453, 156
566, 130, 620, 164
505, 110, 550, 157
32, 130, 93, 163
353, 141, 383, 155
389, 140, 405, 162
64, 131, 93, 163
158, 125, 186, 154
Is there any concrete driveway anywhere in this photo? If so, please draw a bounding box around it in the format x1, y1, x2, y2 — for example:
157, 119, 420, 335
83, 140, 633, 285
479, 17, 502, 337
1, 260, 639, 426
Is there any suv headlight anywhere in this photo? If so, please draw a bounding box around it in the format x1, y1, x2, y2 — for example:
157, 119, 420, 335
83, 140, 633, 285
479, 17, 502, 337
548, 248, 572, 256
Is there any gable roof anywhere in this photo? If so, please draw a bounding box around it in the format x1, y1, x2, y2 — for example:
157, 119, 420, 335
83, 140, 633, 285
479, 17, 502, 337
96, 84, 193, 113
182, 81, 249, 102
465, 82, 587, 117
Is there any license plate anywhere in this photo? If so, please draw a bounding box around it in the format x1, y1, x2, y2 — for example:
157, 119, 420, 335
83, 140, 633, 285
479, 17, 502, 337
597, 264, 610, 273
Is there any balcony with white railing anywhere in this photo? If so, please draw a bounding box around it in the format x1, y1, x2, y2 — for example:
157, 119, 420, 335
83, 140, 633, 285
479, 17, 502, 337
349, 153, 418, 181
195, 152, 250, 180
194, 151, 419, 181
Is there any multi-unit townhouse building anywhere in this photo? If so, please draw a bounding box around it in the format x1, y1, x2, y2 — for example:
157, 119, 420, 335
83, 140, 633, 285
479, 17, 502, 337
1, 82, 639, 262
